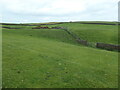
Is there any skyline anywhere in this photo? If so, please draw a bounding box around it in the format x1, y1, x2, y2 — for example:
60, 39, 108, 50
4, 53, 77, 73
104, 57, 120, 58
0, 0, 119, 23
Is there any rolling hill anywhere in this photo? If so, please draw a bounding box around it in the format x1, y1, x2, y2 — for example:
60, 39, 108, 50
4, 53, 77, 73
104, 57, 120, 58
2, 22, 118, 88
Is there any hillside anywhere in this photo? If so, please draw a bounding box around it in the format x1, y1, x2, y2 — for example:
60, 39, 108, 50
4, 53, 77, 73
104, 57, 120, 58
2, 22, 118, 88
43, 22, 118, 45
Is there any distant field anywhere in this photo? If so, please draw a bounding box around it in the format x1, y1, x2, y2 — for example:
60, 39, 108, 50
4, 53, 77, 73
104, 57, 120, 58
2, 22, 118, 88
2, 22, 119, 45
44, 22, 118, 45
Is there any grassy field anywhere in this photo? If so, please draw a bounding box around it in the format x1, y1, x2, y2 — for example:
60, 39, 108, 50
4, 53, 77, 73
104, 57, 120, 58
45, 22, 118, 45
2, 22, 118, 88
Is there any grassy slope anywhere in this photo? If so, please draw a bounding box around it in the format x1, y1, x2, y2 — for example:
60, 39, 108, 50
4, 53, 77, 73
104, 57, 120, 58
3, 26, 118, 88
2, 27, 78, 45
2, 22, 119, 45
46, 22, 118, 45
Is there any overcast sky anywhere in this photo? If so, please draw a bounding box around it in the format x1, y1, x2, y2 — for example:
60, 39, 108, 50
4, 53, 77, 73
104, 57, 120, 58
0, 0, 119, 23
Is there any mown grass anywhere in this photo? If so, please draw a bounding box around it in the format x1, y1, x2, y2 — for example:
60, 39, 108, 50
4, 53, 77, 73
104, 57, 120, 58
2, 22, 118, 88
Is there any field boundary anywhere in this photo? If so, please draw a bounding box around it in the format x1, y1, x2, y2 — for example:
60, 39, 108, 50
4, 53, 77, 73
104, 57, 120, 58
96, 43, 120, 52
2, 26, 21, 29
79, 22, 119, 25
61, 27, 120, 52
2, 23, 119, 52
62, 28, 88, 46
1, 23, 63, 26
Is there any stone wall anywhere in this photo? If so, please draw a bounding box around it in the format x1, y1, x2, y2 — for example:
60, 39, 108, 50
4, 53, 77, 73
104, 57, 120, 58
2, 26, 21, 29
96, 43, 120, 51
32, 26, 50, 29
76, 39, 88, 46
32, 26, 62, 29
